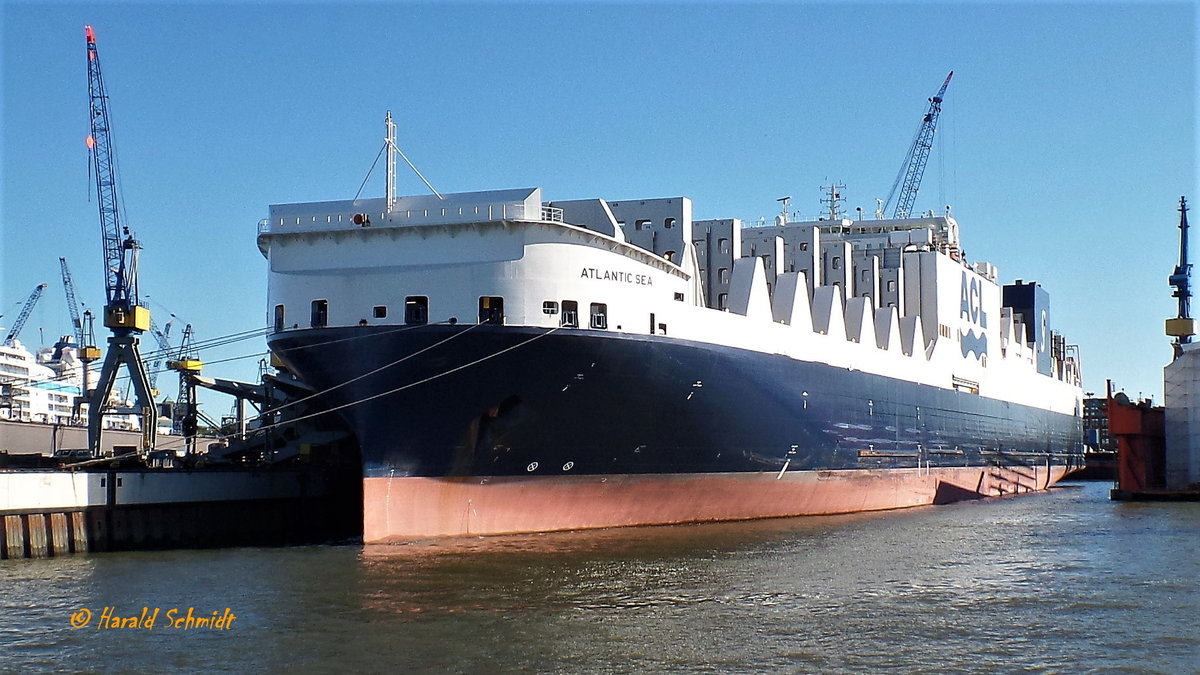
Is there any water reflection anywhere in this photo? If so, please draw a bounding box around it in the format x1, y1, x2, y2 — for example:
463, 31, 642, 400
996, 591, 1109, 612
1, 483, 1197, 672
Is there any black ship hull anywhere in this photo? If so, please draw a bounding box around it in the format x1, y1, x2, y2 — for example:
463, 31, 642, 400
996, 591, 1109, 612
269, 323, 1081, 539
271, 324, 1082, 477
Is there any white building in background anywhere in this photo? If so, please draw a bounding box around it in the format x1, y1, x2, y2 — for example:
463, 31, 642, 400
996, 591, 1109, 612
0, 339, 138, 430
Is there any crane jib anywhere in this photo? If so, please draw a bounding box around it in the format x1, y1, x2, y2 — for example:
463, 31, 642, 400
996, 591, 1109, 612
84, 25, 147, 332
883, 71, 953, 220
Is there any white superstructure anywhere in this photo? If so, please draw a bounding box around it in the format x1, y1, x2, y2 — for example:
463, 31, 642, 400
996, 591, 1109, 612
259, 186, 1082, 415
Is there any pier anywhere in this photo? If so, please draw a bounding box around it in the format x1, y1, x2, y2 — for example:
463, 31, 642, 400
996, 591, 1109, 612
0, 467, 358, 559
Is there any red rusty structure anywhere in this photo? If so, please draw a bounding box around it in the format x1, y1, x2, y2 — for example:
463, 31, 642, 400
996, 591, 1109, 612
1106, 386, 1166, 499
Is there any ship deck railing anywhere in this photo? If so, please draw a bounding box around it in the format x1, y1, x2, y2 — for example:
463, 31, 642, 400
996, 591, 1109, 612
259, 201, 566, 236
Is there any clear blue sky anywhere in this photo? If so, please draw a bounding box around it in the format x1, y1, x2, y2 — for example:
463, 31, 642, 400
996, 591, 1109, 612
2, 1, 1196, 416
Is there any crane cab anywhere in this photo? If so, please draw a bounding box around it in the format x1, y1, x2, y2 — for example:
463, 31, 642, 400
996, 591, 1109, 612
104, 304, 151, 332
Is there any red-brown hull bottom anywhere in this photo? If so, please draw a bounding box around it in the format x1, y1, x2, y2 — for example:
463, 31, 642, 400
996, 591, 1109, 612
363, 464, 1071, 542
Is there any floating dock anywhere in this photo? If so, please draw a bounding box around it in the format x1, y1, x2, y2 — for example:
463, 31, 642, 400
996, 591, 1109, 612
1107, 393, 1200, 501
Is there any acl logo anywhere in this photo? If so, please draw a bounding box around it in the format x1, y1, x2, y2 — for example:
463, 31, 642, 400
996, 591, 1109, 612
959, 272, 988, 361
959, 272, 988, 328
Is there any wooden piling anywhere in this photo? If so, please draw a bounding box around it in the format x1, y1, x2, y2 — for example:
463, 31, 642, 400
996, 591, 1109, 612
26, 514, 48, 558
70, 512, 89, 553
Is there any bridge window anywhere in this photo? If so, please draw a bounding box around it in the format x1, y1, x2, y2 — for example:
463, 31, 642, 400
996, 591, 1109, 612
274, 304, 285, 332
479, 296, 504, 325
310, 300, 328, 328
589, 303, 608, 329
405, 296, 428, 325
561, 300, 579, 327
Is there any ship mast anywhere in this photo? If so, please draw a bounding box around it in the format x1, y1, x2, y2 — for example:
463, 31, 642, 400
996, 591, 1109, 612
820, 182, 846, 221
1167, 196, 1194, 358
382, 110, 443, 204
385, 111, 397, 213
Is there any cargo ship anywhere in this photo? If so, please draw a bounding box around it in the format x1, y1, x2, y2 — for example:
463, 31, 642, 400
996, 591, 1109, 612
259, 118, 1084, 542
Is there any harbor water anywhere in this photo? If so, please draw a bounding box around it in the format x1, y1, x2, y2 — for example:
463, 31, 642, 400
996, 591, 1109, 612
1, 480, 1196, 672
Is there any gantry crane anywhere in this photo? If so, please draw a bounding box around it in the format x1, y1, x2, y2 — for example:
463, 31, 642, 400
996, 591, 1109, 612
58, 257, 85, 348
83, 25, 157, 457
58, 256, 100, 370
168, 324, 203, 454
882, 71, 953, 219
148, 319, 174, 394
55, 255, 99, 398
4, 284, 48, 345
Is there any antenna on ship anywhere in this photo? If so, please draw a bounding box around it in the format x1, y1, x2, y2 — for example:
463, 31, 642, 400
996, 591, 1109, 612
1167, 196, 1195, 358
820, 182, 846, 221
384, 110, 443, 204
361, 111, 444, 208
776, 196, 791, 226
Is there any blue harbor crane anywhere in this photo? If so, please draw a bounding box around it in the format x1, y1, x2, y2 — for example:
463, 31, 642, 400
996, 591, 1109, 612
58, 257, 85, 348
54, 258, 101, 377
168, 324, 203, 455
4, 284, 48, 345
82, 24, 158, 457
1167, 196, 1194, 358
882, 71, 953, 220
148, 319, 174, 394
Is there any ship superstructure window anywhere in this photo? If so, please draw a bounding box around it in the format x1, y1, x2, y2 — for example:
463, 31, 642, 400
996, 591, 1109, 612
479, 297, 504, 325
561, 301, 579, 327
635, 219, 652, 231
310, 300, 328, 328
718, 268, 729, 284
404, 296, 428, 325
373, 305, 387, 319
274, 304, 285, 332
674, 292, 685, 302
665, 218, 676, 229
543, 301, 559, 315
589, 303, 608, 329
718, 293, 728, 310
